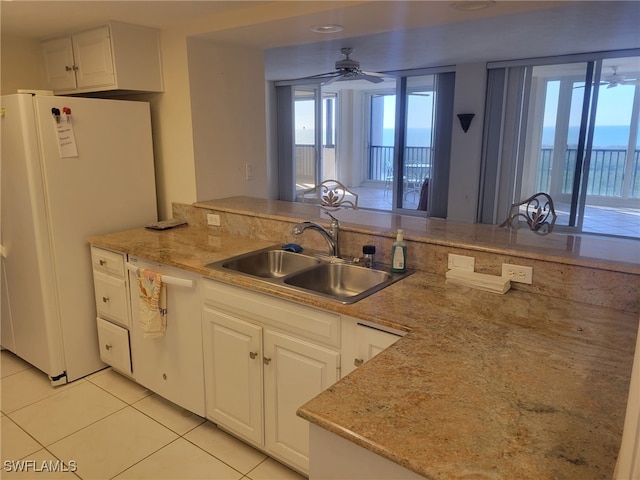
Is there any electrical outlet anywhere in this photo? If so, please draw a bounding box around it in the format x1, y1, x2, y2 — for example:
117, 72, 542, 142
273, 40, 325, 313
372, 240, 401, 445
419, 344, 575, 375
207, 214, 220, 226
502, 264, 533, 284
448, 253, 475, 271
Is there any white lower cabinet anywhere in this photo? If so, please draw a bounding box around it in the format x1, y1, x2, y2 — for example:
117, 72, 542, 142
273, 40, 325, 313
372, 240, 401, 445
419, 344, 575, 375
202, 307, 264, 445
91, 247, 132, 376
93, 271, 129, 328
201, 279, 341, 474
263, 329, 339, 471
96, 317, 132, 375
341, 317, 404, 377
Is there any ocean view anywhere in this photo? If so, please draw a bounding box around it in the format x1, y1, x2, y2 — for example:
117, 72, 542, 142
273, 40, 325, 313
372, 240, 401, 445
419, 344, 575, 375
297, 125, 637, 148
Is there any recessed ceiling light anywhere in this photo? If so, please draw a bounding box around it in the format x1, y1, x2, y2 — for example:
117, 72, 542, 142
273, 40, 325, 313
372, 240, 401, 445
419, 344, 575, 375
310, 24, 344, 34
450, 1, 495, 11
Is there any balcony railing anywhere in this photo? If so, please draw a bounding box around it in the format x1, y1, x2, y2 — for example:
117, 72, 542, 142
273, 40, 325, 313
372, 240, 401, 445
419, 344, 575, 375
297, 144, 433, 184
537, 147, 640, 198
368, 145, 432, 183
298, 144, 640, 201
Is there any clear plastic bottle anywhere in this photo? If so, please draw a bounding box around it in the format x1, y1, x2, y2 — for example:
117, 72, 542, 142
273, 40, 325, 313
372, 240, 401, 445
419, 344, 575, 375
362, 245, 376, 268
391, 229, 407, 273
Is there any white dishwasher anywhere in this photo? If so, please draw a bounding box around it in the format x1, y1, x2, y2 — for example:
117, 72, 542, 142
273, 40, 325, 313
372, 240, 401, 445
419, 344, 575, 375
127, 256, 205, 416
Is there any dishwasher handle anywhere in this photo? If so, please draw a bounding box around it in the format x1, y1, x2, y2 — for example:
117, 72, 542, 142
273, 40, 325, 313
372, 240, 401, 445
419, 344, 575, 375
125, 262, 194, 288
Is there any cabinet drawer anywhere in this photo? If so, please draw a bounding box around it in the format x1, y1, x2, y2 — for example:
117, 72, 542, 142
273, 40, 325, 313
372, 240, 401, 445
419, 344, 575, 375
91, 247, 125, 277
97, 317, 132, 375
93, 271, 129, 327
202, 279, 340, 348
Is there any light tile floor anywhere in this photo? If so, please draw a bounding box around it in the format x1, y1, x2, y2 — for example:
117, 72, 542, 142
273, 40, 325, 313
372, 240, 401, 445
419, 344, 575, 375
0, 350, 306, 480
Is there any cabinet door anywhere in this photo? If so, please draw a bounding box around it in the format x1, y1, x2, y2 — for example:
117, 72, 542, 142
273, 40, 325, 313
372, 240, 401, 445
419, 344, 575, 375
263, 329, 340, 473
72, 26, 114, 89
202, 306, 264, 445
41, 36, 77, 91
355, 324, 401, 364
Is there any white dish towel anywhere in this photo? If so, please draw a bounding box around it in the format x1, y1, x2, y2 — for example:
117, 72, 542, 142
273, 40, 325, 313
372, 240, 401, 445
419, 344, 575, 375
136, 268, 167, 338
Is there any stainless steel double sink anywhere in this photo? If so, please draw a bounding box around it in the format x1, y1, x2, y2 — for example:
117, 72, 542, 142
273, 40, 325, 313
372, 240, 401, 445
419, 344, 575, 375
206, 246, 412, 304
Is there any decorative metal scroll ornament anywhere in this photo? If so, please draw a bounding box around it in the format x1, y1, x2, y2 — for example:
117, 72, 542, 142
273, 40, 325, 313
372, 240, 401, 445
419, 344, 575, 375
300, 179, 359, 210
499, 192, 557, 235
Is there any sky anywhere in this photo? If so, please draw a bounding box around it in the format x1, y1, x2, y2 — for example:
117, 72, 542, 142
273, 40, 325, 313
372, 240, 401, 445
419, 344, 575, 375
544, 79, 636, 127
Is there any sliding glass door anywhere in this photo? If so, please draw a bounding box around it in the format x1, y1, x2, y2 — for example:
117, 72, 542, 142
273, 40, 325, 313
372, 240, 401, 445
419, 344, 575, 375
291, 87, 339, 196
482, 51, 640, 238
277, 69, 453, 214
366, 72, 453, 214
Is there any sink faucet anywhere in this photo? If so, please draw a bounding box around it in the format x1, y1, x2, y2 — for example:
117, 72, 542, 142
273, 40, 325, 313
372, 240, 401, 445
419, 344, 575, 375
292, 211, 340, 258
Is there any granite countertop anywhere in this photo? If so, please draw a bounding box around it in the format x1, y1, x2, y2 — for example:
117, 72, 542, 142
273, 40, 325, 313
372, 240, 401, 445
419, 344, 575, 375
88, 225, 638, 480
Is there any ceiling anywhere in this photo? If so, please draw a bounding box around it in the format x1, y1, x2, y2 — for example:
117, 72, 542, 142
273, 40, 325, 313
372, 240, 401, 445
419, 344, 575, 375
1, 1, 566, 42
2, 1, 639, 82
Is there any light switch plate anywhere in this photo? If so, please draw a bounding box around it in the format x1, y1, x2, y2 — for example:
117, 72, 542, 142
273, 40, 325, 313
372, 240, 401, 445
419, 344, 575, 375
448, 253, 475, 271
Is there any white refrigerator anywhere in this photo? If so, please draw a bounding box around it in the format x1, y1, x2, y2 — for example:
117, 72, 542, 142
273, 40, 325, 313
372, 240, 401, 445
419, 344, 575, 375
1, 93, 158, 384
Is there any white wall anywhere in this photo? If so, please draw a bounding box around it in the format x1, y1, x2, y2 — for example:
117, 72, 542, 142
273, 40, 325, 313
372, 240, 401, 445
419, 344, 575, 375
0, 35, 46, 95
149, 29, 198, 219
186, 38, 268, 202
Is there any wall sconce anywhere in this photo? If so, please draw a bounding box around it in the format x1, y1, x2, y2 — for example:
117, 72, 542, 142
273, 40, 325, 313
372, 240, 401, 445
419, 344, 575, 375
457, 113, 475, 133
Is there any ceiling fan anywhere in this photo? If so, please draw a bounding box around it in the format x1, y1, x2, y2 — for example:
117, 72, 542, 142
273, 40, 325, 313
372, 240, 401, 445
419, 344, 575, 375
300, 48, 388, 86
602, 66, 639, 88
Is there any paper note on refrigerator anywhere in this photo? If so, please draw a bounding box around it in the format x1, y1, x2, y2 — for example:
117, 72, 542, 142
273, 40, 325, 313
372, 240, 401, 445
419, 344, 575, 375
55, 114, 78, 158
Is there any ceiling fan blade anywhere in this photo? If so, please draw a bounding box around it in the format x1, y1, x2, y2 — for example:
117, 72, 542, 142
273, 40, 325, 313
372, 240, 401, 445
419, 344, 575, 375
359, 73, 385, 84
322, 74, 342, 86
361, 71, 388, 79
292, 71, 341, 82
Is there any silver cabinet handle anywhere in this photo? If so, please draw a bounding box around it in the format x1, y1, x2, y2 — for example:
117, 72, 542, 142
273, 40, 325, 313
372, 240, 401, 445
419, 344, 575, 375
263, 357, 271, 365
102, 296, 109, 303
99, 259, 107, 266
354, 358, 364, 367
105, 344, 112, 351
249, 352, 258, 360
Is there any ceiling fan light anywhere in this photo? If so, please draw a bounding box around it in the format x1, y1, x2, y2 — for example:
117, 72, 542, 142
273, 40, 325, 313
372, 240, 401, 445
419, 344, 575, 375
310, 24, 344, 34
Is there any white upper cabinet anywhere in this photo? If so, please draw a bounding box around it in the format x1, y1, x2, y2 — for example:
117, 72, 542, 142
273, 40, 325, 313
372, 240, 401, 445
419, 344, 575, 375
41, 22, 163, 94
41, 36, 77, 92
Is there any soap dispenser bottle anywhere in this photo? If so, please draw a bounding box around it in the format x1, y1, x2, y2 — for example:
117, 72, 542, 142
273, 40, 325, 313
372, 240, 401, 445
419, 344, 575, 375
391, 229, 407, 273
